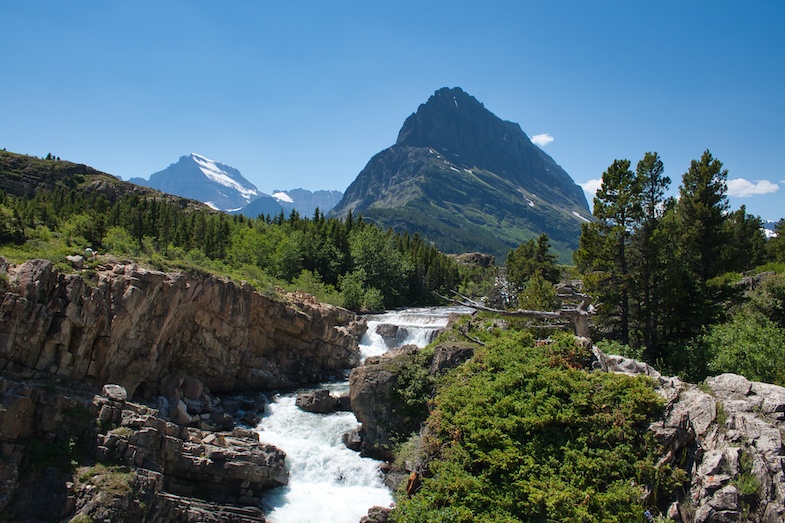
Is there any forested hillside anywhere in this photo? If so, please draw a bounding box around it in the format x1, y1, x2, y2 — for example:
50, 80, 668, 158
0, 150, 461, 311
573, 150, 785, 385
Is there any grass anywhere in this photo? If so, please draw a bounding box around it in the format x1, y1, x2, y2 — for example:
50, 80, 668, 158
77, 463, 134, 496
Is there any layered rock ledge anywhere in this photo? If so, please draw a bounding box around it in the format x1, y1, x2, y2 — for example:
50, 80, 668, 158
0, 258, 363, 394
0, 257, 366, 522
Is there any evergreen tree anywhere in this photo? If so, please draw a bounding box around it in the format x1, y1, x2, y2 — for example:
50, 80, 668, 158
723, 205, 766, 271
673, 150, 730, 331
575, 159, 641, 344
767, 220, 785, 263
675, 150, 730, 283
506, 233, 559, 307
629, 152, 670, 359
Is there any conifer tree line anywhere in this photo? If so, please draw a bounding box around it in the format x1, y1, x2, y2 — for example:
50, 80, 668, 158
574, 150, 785, 379
0, 187, 460, 310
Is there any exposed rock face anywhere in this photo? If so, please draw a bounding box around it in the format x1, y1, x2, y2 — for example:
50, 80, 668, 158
0, 258, 363, 395
0, 377, 283, 522
93, 391, 287, 504
349, 343, 475, 458
600, 351, 785, 523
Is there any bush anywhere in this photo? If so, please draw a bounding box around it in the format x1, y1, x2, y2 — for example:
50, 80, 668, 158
393, 327, 680, 523
706, 311, 785, 386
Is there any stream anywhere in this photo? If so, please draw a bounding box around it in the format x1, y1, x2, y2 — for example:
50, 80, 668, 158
255, 306, 469, 523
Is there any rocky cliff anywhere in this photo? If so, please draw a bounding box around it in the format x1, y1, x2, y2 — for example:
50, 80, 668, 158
0, 257, 362, 395
0, 256, 365, 522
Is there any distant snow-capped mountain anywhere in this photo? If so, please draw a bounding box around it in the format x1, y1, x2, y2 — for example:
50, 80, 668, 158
129, 153, 262, 211
763, 219, 781, 239
271, 188, 344, 217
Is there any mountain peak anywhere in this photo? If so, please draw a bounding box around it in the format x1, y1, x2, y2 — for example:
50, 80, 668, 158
330, 87, 590, 261
137, 153, 260, 211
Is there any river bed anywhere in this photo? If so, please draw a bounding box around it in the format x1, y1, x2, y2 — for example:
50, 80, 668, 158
255, 306, 469, 523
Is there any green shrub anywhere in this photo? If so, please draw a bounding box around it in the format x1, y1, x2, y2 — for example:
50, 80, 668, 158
393, 325, 681, 523
706, 311, 785, 386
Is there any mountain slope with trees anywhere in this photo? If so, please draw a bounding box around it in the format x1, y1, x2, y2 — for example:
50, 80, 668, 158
0, 150, 462, 311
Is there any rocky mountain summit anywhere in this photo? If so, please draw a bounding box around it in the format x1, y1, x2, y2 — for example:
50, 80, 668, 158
330, 87, 591, 261
130, 153, 269, 212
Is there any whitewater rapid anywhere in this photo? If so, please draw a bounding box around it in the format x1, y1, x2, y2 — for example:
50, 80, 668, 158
255, 306, 469, 523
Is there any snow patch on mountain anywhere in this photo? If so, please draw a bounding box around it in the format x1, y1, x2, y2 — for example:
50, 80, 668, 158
572, 211, 591, 223
191, 153, 258, 202
272, 191, 295, 204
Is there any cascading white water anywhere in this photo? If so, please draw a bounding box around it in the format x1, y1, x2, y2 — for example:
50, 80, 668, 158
255, 306, 470, 523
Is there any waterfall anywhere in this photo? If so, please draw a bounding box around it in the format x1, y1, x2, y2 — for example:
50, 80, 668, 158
255, 306, 470, 523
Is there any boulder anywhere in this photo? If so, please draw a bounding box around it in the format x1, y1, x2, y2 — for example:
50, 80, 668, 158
360, 505, 393, 523
342, 428, 363, 452
295, 389, 338, 414
66, 255, 84, 269
101, 384, 128, 402
335, 393, 352, 412
349, 345, 419, 459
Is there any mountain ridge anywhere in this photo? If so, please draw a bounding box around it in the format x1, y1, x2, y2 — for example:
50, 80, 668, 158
130, 153, 262, 211
329, 87, 591, 262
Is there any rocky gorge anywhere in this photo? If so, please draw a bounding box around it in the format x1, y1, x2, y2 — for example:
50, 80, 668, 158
0, 257, 364, 522
2, 256, 785, 522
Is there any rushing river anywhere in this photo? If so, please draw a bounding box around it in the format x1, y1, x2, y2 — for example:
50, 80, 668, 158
255, 307, 469, 523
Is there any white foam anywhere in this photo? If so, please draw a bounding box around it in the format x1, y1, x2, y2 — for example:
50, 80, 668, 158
257, 385, 393, 523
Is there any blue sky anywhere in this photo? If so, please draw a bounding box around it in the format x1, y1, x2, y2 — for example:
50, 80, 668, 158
2, 1, 784, 221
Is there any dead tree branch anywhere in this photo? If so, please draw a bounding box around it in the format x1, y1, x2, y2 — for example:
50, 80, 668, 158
439, 291, 592, 338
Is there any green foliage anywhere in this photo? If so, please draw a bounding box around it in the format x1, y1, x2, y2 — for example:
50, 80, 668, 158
287, 269, 341, 305
595, 339, 644, 361
0, 155, 461, 310
575, 150, 778, 378
766, 220, 785, 262
393, 327, 682, 523
102, 226, 139, 255
339, 269, 368, 310
517, 272, 559, 311
391, 347, 437, 434
745, 272, 785, 330
676, 150, 730, 283
705, 311, 785, 386
506, 234, 559, 286
77, 463, 134, 495
27, 435, 79, 471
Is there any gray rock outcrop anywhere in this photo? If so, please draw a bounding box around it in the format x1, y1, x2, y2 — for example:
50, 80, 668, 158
0, 258, 363, 395
0, 376, 283, 522
349, 343, 475, 458
602, 352, 785, 523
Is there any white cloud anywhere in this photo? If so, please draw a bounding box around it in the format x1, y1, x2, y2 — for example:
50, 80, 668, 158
531, 133, 554, 146
580, 178, 602, 198
726, 178, 779, 197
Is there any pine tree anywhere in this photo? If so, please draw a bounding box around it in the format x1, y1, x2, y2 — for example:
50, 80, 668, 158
676, 150, 730, 283
629, 152, 670, 359
576, 159, 641, 344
